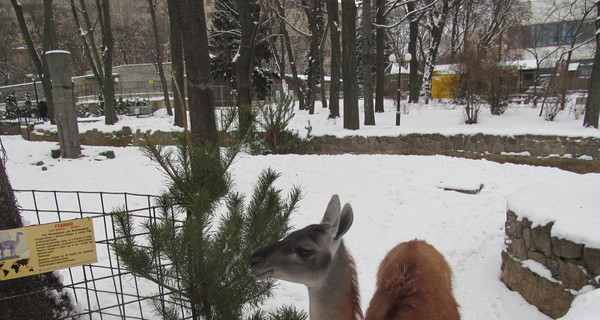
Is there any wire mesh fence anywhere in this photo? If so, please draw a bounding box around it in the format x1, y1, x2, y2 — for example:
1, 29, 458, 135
6, 189, 191, 320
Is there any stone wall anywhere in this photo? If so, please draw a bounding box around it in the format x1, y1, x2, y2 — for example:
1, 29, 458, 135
26, 126, 178, 147
304, 134, 600, 160
501, 210, 600, 318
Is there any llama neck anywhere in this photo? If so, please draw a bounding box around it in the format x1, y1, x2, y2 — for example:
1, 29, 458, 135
307, 242, 363, 320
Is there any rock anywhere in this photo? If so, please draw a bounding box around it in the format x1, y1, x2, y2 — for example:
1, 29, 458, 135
34, 161, 44, 166
529, 251, 546, 264
552, 237, 583, 259
530, 223, 553, 257
51, 149, 61, 159
41, 166, 48, 171
508, 238, 528, 260
99, 150, 116, 159
560, 262, 588, 290
500, 251, 573, 318
583, 247, 600, 275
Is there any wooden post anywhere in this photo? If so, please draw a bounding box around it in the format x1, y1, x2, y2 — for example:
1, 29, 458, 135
45, 50, 81, 158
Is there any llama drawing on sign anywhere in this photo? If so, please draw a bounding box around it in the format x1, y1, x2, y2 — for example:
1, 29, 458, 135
0, 232, 24, 260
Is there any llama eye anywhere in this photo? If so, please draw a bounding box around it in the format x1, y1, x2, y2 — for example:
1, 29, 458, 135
295, 247, 314, 259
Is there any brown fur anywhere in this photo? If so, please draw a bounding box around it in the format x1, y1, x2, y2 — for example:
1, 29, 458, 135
346, 248, 364, 320
365, 240, 460, 320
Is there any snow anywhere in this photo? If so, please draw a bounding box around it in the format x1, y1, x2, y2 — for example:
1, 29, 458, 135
507, 174, 600, 249
2, 98, 600, 319
559, 289, 600, 320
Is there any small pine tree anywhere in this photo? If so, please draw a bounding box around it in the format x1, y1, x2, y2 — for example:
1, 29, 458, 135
4, 92, 18, 120
113, 133, 302, 319
256, 92, 304, 154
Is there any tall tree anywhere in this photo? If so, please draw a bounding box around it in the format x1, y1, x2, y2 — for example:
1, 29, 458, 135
419, 0, 459, 103
407, 0, 421, 103
274, 0, 307, 111
180, 0, 217, 147
147, 0, 173, 117
234, 0, 257, 136
374, 0, 386, 112
326, 0, 341, 118
362, 0, 375, 125
10, 0, 56, 123
342, 0, 359, 130
302, 0, 325, 114
167, 0, 186, 128
584, 1, 600, 128
70, 0, 117, 125
99, 0, 117, 125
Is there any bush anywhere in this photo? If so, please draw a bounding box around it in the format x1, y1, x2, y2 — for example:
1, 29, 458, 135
254, 92, 306, 154
4, 92, 19, 119
113, 134, 302, 319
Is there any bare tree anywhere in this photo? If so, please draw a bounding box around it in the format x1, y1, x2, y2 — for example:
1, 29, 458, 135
9, 0, 56, 123
167, 0, 186, 128
419, 0, 460, 103
584, 2, 600, 128
374, 0, 387, 112
302, 0, 325, 114
362, 0, 375, 125
272, 0, 307, 111
342, 0, 359, 130
326, 0, 341, 118
147, 0, 172, 117
70, 0, 117, 125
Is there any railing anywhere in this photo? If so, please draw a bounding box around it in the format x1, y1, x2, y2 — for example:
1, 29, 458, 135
7, 190, 192, 320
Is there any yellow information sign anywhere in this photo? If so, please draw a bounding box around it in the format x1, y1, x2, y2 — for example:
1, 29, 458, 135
0, 218, 97, 280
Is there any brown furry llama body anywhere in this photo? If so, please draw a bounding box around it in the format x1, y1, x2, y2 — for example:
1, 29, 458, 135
365, 240, 460, 320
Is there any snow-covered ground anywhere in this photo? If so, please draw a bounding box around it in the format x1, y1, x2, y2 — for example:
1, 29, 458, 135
2, 99, 599, 319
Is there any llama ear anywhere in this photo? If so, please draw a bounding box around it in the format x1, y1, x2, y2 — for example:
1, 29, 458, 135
334, 203, 353, 240
321, 194, 341, 226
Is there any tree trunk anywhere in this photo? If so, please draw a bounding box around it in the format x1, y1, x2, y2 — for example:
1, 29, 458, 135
0, 152, 75, 319
99, 0, 117, 125
342, 0, 359, 130
275, 0, 306, 111
374, 0, 386, 113
148, 0, 173, 116
584, 2, 600, 128
362, 0, 375, 125
303, 0, 324, 115
407, 1, 420, 103
180, 0, 217, 147
326, 0, 341, 118
167, 0, 186, 128
420, 0, 454, 103
234, 0, 257, 136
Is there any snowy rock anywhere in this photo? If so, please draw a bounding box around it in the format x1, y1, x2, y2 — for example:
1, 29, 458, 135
503, 174, 600, 317
501, 251, 574, 318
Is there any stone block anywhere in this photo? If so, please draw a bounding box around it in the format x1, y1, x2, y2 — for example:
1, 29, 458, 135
505, 217, 522, 239
583, 247, 600, 275
546, 258, 565, 279
508, 238, 528, 260
560, 262, 588, 290
530, 223, 553, 257
523, 227, 532, 249
551, 237, 583, 259
529, 251, 546, 264
501, 251, 574, 318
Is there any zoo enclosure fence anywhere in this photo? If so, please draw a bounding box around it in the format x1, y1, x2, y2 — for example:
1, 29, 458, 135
6, 189, 193, 320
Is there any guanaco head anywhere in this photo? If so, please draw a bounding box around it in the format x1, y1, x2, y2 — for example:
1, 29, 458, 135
249, 194, 354, 287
